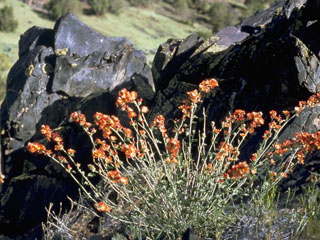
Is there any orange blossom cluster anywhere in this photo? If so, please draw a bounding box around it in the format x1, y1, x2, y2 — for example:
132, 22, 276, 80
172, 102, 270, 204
107, 169, 129, 184
165, 138, 181, 164
151, 115, 167, 137
223, 161, 250, 180
179, 79, 219, 118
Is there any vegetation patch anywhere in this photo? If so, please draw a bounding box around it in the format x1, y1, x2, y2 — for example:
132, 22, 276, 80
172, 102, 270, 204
30, 80, 320, 239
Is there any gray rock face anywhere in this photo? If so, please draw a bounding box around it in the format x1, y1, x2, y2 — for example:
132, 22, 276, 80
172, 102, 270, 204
150, 0, 320, 123
54, 14, 132, 57
52, 14, 153, 98
0, 13, 154, 238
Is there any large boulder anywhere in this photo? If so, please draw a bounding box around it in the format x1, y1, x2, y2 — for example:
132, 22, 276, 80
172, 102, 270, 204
149, 0, 320, 193
0, 13, 154, 238
150, 0, 320, 123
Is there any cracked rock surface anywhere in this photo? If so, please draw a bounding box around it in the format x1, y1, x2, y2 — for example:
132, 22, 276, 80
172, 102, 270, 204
0, 13, 154, 238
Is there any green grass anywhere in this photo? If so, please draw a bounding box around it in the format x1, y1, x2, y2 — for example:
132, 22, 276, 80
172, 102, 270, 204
0, 0, 210, 63
79, 7, 208, 63
0, 0, 210, 103
0, 0, 211, 105
0, 0, 54, 62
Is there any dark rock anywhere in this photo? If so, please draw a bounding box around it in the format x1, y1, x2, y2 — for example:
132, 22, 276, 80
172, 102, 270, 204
152, 34, 204, 91
150, 0, 319, 125
52, 14, 153, 97
54, 13, 132, 57
182, 228, 198, 240
0, 174, 77, 236
215, 26, 249, 47
19, 26, 54, 57
0, 13, 154, 238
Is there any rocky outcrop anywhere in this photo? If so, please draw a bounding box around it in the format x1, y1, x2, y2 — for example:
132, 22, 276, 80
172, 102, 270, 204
149, 0, 320, 193
150, 0, 320, 123
0, 13, 154, 238
1, 0, 320, 238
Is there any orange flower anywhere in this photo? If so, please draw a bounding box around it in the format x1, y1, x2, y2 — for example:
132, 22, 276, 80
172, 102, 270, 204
203, 163, 213, 173
27, 142, 46, 153
224, 161, 250, 180
122, 127, 133, 139
139, 130, 146, 136
67, 148, 76, 156
270, 171, 277, 181
109, 136, 117, 142
125, 105, 137, 118
121, 144, 139, 158
178, 104, 191, 118
165, 157, 178, 164
40, 125, 52, 141
207, 78, 219, 89
94, 201, 111, 212
199, 78, 219, 93
54, 144, 63, 151
270, 159, 276, 165
66, 164, 72, 172
247, 111, 264, 126
152, 115, 167, 136
119, 176, 129, 184
282, 110, 290, 119
105, 156, 113, 164
296, 151, 305, 164
107, 169, 121, 180
52, 132, 63, 144
263, 130, 271, 139
70, 112, 87, 126
187, 89, 201, 103
250, 153, 257, 162
116, 88, 138, 107
232, 109, 246, 122
92, 148, 106, 159
140, 106, 149, 113
0, 174, 5, 184
107, 170, 128, 184
57, 156, 67, 163
166, 138, 181, 160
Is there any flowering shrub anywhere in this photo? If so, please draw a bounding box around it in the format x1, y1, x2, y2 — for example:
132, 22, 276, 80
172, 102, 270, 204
28, 79, 320, 238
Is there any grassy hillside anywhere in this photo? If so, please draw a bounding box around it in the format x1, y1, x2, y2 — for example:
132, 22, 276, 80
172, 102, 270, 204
0, 0, 54, 62
0, 0, 210, 103
0, 0, 210, 63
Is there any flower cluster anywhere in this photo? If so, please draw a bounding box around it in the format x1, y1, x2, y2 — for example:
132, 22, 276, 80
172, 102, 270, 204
276, 131, 320, 165
28, 75, 320, 240
27, 142, 47, 154
216, 142, 239, 161
107, 169, 129, 184
178, 79, 219, 118
70, 112, 90, 127
41, 125, 52, 141
199, 78, 219, 93
94, 201, 111, 212
151, 115, 167, 136
295, 93, 320, 114
246, 111, 264, 133
223, 161, 250, 180
187, 89, 201, 103
121, 144, 139, 159
93, 112, 122, 138
116, 88, 138, 107
166, 138, 181, 163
